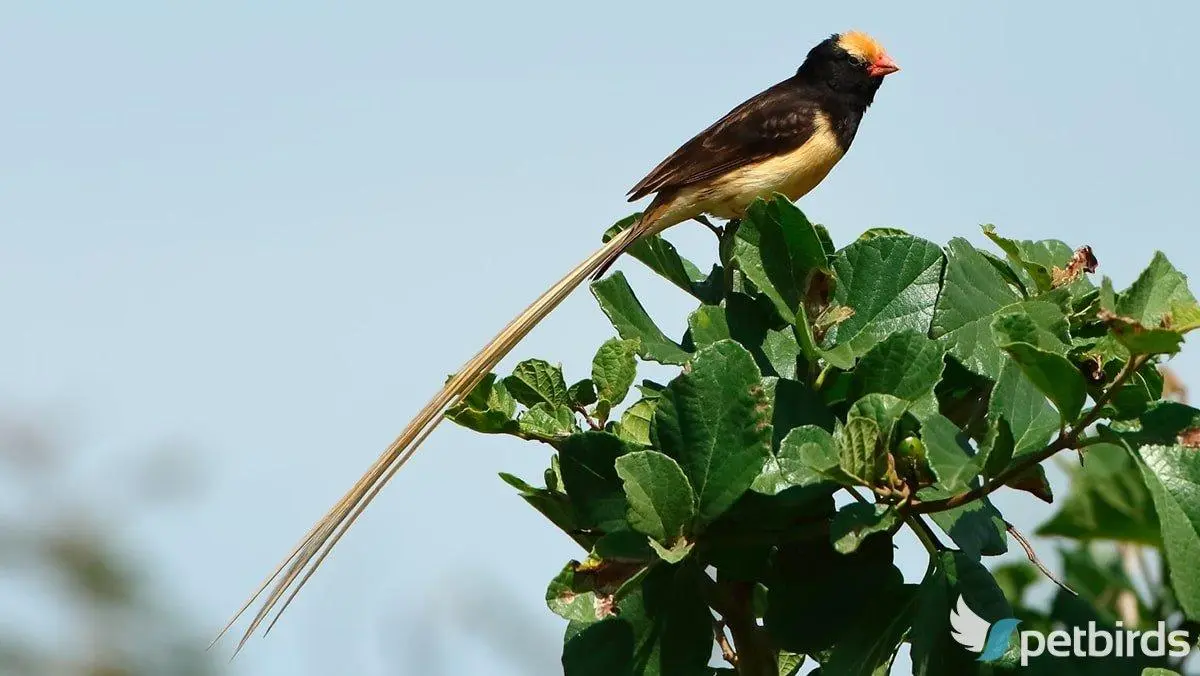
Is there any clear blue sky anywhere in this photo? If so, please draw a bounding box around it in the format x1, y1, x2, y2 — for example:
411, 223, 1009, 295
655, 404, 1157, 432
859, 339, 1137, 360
3, 3, 1198, 674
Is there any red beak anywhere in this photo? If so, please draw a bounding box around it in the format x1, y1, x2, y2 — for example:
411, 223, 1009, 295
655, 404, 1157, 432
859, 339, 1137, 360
868, 53, 900, 78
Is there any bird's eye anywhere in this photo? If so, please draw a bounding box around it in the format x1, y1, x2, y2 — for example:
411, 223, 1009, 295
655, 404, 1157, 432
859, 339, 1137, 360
848, 55, 865, 67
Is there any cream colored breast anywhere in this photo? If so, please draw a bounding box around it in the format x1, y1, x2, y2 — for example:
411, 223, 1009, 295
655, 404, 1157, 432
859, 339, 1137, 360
634, 112, 847, 235
701, 112, 845, 219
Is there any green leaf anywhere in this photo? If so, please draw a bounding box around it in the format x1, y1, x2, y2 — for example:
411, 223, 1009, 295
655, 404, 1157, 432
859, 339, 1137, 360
691, 293, 806, 378
825, 235, 945, 361
547, 560, 623, 623
519, 402, 580, 439
591, 272, 690, 365
932, 237, 1022, 377
647, 539, 693, 564
592, 531, 655, 562
766, 533, 900, 654
1105, 316, 1184, 356
563, 618, 634, 676
991, 562, 1040, 605
1038, 443, 1160, 545
847, 393, 912, 446
614, 451, 696, 547
1054, 545, 1151, 627
504, 359, 570, 407
761, 327, 802, 380
934, 239, 1075, 379
1142, 669, 1182, 676
851, 330, 946, 420
568, 379, 598, 407
1121, 400, 1200, 448
558, 432, 630, 532
615, 398, 656, 447
778, 652, 805, 676
992, 309, 1071, 354
499, 472, 581, 544
920, 486, 1008, 559
1117, 252, 1197, 327
988, 360, 1060, 456
652, 340, 772, 524
995, 317, 1087, 422
911, 551, 1016, 675
978, 416, 1015, 479
1004, 463, 1054, 503
686, 305, 729, 347
983, 224, 1053, 293
829, 502, 899, 554
857, 227, 911, 240
446, 373, 520, 434
820, 579, 917, 675
769, 378, 835, 450
934, 498, 1008, 559
593, 338, 639, 406
1136, 443, 1200, 618
838, 416, 885, 486
732, 195, 830, 324
616, 564, 714, 676
775, 425, 853, 487
603, 214, 720, 302
921, 413, 977, 492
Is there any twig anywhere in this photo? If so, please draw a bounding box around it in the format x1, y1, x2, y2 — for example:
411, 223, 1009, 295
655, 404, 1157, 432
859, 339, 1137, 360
719, 219, 742, 296
913, 354, 1149, 514
907, 514, 945, 558
1005, 520, 1075, 595
712, 617, 737, 667
693, 215, 723, 239
844, 486, 871, 504
697, 572, 774, 676
814, 363, 835, 391
573, 405, 602, 431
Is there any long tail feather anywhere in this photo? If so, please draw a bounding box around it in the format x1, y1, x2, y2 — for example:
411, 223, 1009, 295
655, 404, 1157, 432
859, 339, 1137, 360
215, 223, 644, 652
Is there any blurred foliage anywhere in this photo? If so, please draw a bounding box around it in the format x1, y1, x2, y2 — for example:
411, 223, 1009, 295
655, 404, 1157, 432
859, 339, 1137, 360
0, 415, 216, 676
450, 197, 1200, 674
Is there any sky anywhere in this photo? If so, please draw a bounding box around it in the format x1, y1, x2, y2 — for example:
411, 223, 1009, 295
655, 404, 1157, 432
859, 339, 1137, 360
2, 2, 1199, 674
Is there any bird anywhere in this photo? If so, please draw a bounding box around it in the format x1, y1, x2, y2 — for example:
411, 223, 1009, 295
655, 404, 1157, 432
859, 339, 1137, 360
217, 30, 899, 651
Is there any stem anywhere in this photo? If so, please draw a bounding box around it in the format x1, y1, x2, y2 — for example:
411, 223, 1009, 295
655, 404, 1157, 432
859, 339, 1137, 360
844, 486, 871, 504
713, 618, 738, 667
697, 573, 775, 676
723, 581, 775, 676
907, 514, 944, 558
913, 354, 1149, 514
814, 363, 835, 391
719, 219, 741, 297
1006, 519, 1075, 595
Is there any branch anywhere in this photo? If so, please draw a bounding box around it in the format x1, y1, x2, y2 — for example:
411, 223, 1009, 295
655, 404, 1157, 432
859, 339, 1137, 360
912, 354, 1149, 514
712, 618, 737, 667
719, 219, 742, 296
907, 514, 945, 557
1005, 520, 1075, 595
698, 573, 775, 676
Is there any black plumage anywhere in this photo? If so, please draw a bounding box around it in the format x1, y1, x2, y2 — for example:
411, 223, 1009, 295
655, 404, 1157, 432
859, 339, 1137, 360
627, 33, 890, 204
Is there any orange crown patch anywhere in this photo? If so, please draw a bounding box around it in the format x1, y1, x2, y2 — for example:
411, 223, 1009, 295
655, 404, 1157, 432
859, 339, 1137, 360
837, 31, 886, 63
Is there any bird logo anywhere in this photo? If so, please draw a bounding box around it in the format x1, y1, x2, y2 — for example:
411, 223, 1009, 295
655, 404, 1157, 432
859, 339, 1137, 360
949, 594, 1022, 662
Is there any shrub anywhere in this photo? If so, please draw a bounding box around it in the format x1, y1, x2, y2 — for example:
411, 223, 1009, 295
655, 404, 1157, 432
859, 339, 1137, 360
449, 195, 1200, 675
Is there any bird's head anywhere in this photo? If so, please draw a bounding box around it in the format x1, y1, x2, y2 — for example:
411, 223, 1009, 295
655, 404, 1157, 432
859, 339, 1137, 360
798, 31, 899, 105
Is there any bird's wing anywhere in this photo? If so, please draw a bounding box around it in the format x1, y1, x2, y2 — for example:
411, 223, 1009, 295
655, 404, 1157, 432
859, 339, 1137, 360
626, 81, 823, 202
949, 595, 990, 653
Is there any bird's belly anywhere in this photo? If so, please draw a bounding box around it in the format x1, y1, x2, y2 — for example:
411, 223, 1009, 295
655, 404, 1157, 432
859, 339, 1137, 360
637, 114, 847, 233
700, 126, 846, 219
